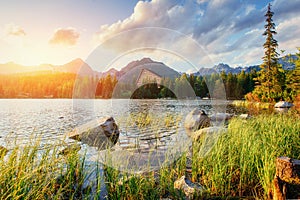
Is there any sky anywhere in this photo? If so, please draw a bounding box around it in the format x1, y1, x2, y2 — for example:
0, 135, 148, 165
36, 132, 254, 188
1, 0, 300, 72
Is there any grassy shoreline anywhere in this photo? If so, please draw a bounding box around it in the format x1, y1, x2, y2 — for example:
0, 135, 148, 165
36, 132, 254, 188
1, 113, 299, 199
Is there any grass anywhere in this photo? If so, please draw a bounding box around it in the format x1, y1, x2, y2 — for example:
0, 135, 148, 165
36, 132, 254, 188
192, 112, 300, 199
232, 100, 274, 115
0, 141, 94, 199
1, 112, 299, 199
118, 112, 182, 130
103, 153, 188, 200
104, 112, 300, 199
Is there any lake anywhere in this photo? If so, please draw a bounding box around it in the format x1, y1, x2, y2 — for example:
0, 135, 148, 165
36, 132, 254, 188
0, 99, 244, 173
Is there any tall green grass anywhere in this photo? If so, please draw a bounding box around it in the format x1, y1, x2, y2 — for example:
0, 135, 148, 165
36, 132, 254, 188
105, 112, 299, 199
1, 113, 299, 199
0, 142, 91, 199
103, 153, 188, 200
232, 100, 274, 115
193, 113, 300, 199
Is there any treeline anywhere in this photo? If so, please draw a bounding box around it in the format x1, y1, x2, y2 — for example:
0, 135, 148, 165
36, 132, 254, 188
120, 70, 257, 99
0, 69, 258, 99
0, 73, 76, 98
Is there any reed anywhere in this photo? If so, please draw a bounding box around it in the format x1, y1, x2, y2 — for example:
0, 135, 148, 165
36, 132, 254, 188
192, 112, 300, 198
0, 142, 88, 199
1, 112, 299, 199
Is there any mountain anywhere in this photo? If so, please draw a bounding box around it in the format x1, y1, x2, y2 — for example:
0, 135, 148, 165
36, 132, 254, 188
195, 55, 297, 76
0, 62, 53, 74
278, 54, 297, 70
53, 58, 94, 76
0, 58, 95, 76
116, 58, 180, 83
100, 68, 120, 78
0, 54, 297, 77
119, 58, 156, 75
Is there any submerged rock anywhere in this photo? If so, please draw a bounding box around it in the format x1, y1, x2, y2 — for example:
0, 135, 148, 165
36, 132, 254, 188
67, 117, 119, 150
274, 101, 294, 108
59, 143, 81, 156
184, 109, 210, 136
192, 127, 227, 141
174, 175, 206, 199
209, 112, 232, 121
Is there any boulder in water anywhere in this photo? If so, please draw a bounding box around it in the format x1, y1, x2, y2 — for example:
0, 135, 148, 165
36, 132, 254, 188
184, 109, 210, 136
209, 112, 232, 121
59, 143, 81, 156
67, 117, 119, 150
192, 127, 227, 141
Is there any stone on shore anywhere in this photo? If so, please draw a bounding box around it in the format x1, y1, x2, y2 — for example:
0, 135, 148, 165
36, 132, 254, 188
274, 101, 294, 108
239, 113, 251, 119
192, 127, 227, 141
174, 175, 206, 199
184, 109, 210, 136
67, 117, 119, 150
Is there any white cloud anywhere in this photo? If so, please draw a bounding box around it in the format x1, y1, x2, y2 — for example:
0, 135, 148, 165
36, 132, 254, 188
245, 4, 256, 15
49, 28, 80, 46
5, 23, 26, 36
91, 0, 300, 69
276, 16, 300, 53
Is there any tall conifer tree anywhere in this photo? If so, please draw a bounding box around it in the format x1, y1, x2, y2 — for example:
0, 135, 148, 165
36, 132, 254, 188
254, 3, 284, 101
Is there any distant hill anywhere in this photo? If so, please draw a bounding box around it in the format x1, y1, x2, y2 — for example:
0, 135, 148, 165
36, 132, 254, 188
0, 58, 95, 76
0, 62, 53, 74
53, 58, 94, 76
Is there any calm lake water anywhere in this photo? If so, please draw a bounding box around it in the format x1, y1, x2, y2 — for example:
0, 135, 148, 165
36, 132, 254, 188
0, 98, 246, 174
0, 99, 242, 146
0, 99, 247, 197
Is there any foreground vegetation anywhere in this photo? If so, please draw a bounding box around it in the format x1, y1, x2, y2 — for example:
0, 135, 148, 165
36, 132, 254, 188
1, 112, 299, 199
193, 112, 300, 199
104, 112, 300, 199
0, 142, 96, 199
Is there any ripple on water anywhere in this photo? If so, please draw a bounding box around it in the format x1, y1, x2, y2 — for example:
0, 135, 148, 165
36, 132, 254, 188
0, 99, 238, 168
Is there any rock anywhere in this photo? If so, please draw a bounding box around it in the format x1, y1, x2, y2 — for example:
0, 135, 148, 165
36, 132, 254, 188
274, 107, 290, 113
174, 175, 206, 199
58, 143, 81, 156
274, 101, 294, 108
67, 117, 119, 150
239, 113, 251, 119
192, 127, 227, 141
0, 146, 8, 159
209, 112, 232, 121
184, 109, 210, 136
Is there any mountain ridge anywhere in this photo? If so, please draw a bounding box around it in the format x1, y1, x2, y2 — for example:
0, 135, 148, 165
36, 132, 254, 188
0, 55, 297, 76
0, 58, 95, 76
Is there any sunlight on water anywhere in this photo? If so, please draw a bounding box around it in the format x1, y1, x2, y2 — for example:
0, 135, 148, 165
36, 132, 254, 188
0, 98, 244, 171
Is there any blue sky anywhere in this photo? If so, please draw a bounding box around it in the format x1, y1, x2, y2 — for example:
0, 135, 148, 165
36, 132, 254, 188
0, 0, 299, 72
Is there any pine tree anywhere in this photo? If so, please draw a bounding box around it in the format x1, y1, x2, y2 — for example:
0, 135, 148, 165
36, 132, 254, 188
254, 3, 284, 102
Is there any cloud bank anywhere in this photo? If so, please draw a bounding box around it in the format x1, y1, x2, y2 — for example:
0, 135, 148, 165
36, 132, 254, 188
93, 0, 300, 67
